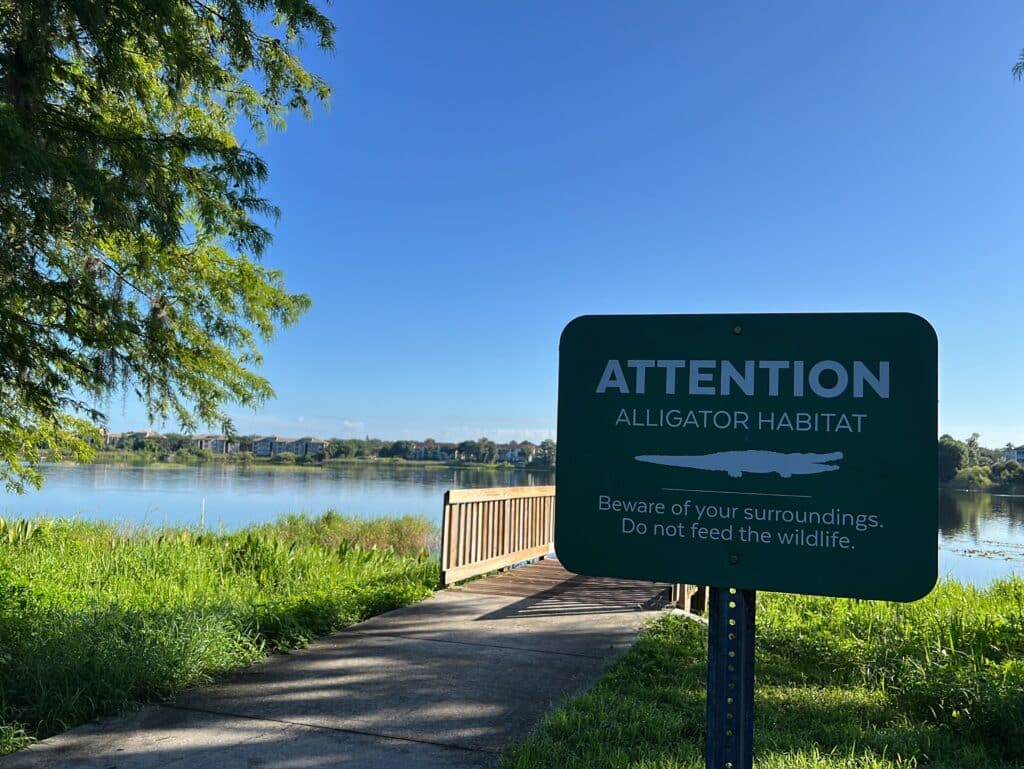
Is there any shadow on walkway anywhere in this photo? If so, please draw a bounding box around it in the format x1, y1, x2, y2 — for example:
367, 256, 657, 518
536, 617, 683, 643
0, 559, 668, 769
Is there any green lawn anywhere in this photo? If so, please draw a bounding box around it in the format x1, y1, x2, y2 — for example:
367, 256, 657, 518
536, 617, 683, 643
0, 512, 439, 755
501, 579, 1024, 769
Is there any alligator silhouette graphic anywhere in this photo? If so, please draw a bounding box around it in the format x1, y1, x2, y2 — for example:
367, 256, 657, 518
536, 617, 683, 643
634, 450, 843, 478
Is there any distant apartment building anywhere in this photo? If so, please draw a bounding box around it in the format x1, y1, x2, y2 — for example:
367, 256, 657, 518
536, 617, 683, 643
497, 443, 536, 463
190, 434, 238, 454
405, 442, 455, 461
253, 436, 328, 458
103, 430, 160, 449
1003, 445, 1024, 463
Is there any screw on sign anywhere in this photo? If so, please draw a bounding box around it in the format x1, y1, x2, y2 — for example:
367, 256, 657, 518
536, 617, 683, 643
555, 313, 938, 769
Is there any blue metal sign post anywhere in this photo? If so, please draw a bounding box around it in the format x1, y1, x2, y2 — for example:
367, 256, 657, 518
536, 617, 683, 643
706, 586, 756, 769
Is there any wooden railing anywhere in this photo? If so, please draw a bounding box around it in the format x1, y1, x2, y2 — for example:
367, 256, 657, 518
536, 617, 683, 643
672, 583, 708, 614
440, 485, 555, 587
440, 485, 705, 613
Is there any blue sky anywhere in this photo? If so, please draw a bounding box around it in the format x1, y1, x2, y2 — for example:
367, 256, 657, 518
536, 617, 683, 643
107, 1, 1024, 447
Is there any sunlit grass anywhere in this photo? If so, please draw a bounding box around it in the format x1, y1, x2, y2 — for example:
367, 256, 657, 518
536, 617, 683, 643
0, 512, 439, 754
501, 578, 1024, 769
247, 510, 439, 556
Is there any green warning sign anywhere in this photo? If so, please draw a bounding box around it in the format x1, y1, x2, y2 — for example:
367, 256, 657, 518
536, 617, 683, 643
555, 313, 938, 601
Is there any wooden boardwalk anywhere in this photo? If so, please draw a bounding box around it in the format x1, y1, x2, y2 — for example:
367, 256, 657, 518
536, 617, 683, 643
449, 557, 672, 618
438, 487, 703, 614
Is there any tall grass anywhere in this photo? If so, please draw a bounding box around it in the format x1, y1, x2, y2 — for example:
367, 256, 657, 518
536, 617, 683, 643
501, 579, 1024, 769
0, 512, 439, 755
247, 510, 439, 556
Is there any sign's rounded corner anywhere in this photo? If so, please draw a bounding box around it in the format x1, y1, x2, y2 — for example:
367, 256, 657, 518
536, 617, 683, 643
551, 546, 586, 577
559, 315, 596, 348
898, 312, 939, 346
896, 573, 939, 603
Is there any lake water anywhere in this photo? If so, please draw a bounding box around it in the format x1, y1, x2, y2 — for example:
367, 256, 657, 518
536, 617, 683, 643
0, 464, 1020, 585
938, 489, 1024, 585
0, 463, 553, 529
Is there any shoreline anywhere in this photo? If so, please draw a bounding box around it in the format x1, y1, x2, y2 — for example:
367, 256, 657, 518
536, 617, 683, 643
943, 481, 1024, 496
53, 454, 556, 474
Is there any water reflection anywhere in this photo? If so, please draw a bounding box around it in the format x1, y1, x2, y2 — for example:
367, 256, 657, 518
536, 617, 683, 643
939, 489, 1024, 538
938, 488, 1024, 584
0, 463, 554, 531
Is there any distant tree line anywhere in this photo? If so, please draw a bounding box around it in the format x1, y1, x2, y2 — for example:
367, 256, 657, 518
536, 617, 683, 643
98, 433, 557, 469
102, 433, 230, 463
938, 433, 1024, 489
322, 437, 556, 468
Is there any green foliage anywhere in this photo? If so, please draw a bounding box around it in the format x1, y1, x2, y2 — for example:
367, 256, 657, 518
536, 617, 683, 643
456, 439, 479, 461
162, 433, 190, 452
990, 460, 1024, 487
0, 514, 437, 753
0, 516, 49, 546
938, 434, 966, 483
271, 450, 297, 464
953, 465, 993, 490
977, 446, 1005, 466
382, 440, 413, 458
477, 437, 498, 464
502, 579, 1024, 769
83, 435, 555, 468
226, 532, 300, 588
229, 450, 255, 464
247, 510, 438, 557
533, 438, 557, 467
757, 582, 1024, 761
964, 432, 982, 466
0, 0, 334, 492
191, 448, 215, 463
940, 436, 1024, 489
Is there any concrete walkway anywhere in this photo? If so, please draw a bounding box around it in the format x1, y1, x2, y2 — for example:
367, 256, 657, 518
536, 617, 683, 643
0, 560, 669, 769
